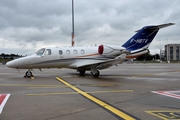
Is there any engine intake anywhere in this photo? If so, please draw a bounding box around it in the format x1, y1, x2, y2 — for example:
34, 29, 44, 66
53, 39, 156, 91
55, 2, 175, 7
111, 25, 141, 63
98, 45, 104, 54
98, 45, 126, 55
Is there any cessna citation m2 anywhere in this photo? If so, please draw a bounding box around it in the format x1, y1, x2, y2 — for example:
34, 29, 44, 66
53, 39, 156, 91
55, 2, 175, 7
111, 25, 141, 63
6, 23, 174, 77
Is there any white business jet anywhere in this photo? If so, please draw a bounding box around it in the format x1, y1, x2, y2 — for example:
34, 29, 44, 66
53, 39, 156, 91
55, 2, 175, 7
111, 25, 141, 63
6, 23, 174, 77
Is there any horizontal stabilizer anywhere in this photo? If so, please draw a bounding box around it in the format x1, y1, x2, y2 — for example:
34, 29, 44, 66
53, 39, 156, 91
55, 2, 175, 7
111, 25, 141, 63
135, 23, 175, 32
155, 23, 175, 29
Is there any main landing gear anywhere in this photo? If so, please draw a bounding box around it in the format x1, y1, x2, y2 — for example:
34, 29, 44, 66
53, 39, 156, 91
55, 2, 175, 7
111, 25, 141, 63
78, 67, 100, 77
90, 70, 100, 77
90, 65, 100, 77
78, 70, 86, 76
24, 70, 34, 79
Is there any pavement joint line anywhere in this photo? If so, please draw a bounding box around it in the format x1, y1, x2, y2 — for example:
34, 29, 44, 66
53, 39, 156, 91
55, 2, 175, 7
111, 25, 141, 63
55, 77, 136, 120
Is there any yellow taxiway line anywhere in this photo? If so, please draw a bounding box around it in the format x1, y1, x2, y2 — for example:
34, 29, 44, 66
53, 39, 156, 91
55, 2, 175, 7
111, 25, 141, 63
55, 77, 136, 120
27, 89, 133, 96
0, 84, 65, 87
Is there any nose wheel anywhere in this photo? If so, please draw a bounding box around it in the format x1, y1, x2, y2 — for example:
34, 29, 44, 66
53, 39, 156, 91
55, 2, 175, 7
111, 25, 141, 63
24, 70, 34, 78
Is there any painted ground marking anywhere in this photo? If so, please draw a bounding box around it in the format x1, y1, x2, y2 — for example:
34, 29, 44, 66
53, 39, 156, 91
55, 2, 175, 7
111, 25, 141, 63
55, 77, 137, 120
27, 89, 133, 96
0, 94, 10, 114
152, 90, 180, 100
146, 111, 180, 120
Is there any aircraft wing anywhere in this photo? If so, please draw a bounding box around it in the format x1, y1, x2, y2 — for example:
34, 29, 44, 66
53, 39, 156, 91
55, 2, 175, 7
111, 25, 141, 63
68, 59, 106, 68
68, 54, 127, 70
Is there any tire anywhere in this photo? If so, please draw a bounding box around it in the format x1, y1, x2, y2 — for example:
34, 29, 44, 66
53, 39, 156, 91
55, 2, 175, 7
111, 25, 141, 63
26, 71, 32, 77
79, 70, 85, 76
91, 70, 100, 77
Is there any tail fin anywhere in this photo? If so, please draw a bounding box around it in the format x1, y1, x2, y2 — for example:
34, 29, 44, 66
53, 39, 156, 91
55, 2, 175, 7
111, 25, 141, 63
122, 23, 175, 51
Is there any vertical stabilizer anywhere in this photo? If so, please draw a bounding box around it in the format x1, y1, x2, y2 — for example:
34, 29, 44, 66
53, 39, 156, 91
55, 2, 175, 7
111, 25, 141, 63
122, 23, 175, 51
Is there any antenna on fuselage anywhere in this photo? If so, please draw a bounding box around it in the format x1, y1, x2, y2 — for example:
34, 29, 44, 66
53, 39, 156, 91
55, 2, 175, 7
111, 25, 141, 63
71, 0, 75, 46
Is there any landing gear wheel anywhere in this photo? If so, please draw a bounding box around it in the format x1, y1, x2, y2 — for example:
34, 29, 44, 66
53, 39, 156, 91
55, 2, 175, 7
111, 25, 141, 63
91, 70, 100, 77
79, 70, 85, 76
24, 70, 34, 78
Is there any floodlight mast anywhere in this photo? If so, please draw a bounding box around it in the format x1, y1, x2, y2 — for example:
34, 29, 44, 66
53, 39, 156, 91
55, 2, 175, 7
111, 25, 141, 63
71, 0, 75, 46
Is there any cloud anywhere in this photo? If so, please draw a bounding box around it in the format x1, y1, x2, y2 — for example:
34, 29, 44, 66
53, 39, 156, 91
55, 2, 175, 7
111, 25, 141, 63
0, 0, 179, 55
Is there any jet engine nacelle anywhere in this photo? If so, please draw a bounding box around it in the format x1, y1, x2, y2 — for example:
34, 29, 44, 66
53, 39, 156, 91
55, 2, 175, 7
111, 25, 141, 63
98, 45, 128, 55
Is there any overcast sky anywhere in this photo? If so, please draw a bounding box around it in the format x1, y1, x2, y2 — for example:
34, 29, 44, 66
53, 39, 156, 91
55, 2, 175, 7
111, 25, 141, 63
0, 0, 179, 55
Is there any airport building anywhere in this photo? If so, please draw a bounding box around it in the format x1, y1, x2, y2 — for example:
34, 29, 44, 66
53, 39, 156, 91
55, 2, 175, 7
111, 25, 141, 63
164, 44, 180, 61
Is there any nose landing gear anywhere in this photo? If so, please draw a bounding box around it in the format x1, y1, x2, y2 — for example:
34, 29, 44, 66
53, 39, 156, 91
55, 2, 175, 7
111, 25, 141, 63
24, 70, 34, 79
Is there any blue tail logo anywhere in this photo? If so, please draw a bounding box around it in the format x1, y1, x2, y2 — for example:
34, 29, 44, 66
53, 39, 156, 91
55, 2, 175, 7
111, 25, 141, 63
122, 23, 174, 51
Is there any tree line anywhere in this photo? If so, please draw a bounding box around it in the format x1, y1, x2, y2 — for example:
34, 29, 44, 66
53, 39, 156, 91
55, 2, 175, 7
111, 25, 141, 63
0, 53, 22, 59
136, 53, 160, 61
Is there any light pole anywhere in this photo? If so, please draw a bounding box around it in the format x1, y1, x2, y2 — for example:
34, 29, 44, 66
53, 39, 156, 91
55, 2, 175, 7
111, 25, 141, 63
71, 0, 75, 46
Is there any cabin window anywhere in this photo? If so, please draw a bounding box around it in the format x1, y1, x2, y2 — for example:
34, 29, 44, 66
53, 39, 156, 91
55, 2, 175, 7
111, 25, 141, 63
36, 48, 45, 55
45, 49, 51, 55
66, 50, 70, 55
59, 50, 63, 55
74, 50, 78, 55
81, 49, 85, 54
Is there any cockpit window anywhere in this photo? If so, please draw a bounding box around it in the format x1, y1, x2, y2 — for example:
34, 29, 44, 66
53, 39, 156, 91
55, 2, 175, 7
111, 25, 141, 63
36, 48, 45, 55
45, 49, 51, 55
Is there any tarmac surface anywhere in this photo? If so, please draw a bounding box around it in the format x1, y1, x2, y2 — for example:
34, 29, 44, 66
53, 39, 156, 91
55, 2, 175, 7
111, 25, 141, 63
0, 63, 180, 120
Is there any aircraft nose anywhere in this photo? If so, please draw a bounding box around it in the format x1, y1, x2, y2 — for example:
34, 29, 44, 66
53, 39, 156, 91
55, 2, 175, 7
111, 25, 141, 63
6, 61, 17, 68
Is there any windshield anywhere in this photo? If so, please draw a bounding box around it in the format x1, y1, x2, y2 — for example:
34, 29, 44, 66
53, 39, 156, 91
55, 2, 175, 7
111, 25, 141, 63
36, 48, 45, 55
